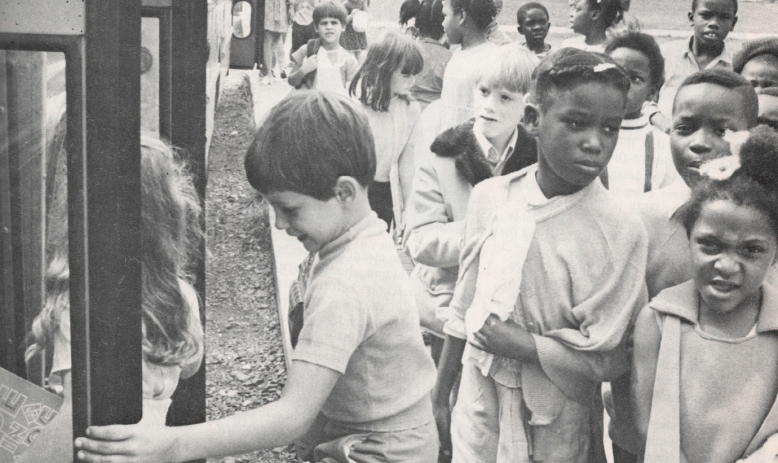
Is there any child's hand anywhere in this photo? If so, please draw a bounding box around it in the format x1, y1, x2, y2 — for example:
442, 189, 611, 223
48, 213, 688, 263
649, 111, 672, 135
470, 314, 527, 359
75, 423, 180, 463
300, 54, 318, 74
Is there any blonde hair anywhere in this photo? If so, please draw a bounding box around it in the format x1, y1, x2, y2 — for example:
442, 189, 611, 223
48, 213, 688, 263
27, 134, 204, 367
476, 46, 537, 95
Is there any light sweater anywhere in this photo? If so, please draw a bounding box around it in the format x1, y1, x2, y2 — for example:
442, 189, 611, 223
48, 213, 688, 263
293, 214, 436, 431
644, 281, 778, 463
444, 167, 648, 411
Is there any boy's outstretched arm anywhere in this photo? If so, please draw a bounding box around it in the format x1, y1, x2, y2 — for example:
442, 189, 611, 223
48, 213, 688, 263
75, 360, 339, 463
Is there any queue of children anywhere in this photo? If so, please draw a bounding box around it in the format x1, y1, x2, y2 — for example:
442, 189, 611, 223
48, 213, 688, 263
15, 0, 778, 462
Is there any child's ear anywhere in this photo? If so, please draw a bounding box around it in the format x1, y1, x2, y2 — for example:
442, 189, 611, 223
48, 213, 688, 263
333, 176, 360, 204
688, 11, 694, 26
590, 8, 601, 23
458, 9, 467, 26
524, 103, 540, 137
517, 25, 523, 35
730, 15, 738, 32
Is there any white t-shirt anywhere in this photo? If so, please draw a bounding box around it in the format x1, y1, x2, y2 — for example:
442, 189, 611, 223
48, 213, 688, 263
437, 41, 499, 133
561, 35, 606, 53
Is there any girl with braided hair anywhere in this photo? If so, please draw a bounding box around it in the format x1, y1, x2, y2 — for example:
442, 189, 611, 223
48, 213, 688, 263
563, 0, 624, 53
436, 48, 648, 463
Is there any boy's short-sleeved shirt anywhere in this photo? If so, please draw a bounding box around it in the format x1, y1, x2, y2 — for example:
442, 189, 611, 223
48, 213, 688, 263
657, 36, 734, 117
290, 45, 359, 91
292, 214, 437, 431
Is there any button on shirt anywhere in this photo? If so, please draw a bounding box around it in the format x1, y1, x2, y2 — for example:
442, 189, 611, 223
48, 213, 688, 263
657, 36, 733, 117
474, 127, 519, 176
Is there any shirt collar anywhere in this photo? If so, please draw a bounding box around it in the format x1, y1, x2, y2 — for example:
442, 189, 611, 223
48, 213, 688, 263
663, 181, 692, 219
621, 112, 650, 130
317, 212, 385, 259
651, 279, 778, 333
521, 165, 549, 206
473, 126, 518, 170
682, 35, 733, 69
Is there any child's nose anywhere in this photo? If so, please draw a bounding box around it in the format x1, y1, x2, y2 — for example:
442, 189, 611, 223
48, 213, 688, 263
689, 131, 714, 155
582, 131, 603, 153
274, 213, 289, 230
714, 253, 739, 274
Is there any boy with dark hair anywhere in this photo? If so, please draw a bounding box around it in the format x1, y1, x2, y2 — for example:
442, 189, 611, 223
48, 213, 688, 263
516, 2, 552, 59
75, 91, 439, 463
657, 0, 738, 117
603, 32, 679, 197
734, 37, 778, 93
287, 1, 359, 94
611, 69, 760, 463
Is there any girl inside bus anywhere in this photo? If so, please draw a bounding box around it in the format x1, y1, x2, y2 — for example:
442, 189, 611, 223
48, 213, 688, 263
18, 134, 205, 463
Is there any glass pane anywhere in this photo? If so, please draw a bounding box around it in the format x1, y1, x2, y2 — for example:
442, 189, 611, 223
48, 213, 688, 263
232, 1, 252, 39
141, 17, 160, 135
0, 49, 69, 459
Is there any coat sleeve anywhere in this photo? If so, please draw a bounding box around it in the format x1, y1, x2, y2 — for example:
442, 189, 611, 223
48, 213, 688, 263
440, 181, 495, 339
403, 139, 466, 268
532, 218, 649, 401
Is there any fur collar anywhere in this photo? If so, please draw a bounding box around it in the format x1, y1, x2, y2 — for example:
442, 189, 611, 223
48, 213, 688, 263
430, 119, 537, 186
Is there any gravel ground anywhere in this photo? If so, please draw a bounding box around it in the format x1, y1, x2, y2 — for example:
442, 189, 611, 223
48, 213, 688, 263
204, 72, 296, 463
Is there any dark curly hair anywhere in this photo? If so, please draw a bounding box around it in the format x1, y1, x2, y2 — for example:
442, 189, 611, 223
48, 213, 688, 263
416, 0, 446, 40
585, 0, 624, 28
678, 126, 778, 239
450, 0, 498, 30
605, 32, 665, 92
530, 48, 631, 111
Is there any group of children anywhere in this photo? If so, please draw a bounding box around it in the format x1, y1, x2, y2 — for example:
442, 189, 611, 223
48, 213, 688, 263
18, 0, 778, 462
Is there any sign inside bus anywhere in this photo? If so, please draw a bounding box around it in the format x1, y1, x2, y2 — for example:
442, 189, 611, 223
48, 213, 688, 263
0, 368, 62, 462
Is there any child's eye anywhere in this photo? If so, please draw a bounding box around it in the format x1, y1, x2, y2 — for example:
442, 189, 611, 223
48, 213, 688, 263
714, 127, 727, 137
696, 238, 721, 254
500, 93, 513, 102
740, 244, 766, 258
673, 125, 693, 135
603, 125, 620, 135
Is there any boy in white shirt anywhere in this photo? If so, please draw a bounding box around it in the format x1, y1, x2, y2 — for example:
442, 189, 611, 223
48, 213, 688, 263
288, 1, 359, 94
603, 32, 679, 197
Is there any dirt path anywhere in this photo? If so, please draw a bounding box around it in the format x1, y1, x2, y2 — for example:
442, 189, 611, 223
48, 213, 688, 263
205, 72, 295, 463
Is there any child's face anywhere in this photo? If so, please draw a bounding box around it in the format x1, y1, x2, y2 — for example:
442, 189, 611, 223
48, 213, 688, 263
758, 94, 778, 132
315, 17, 345, 45
535, 81, 625, 195
569, 0, 592, 35
689, 0, 737, 48
391, 67, 417, 97
473, 84, 525, 143
264, 190, 348, 253
691, 200, 777, 317
741, 55, 778, 93
609, 47, 654, 119
442, 0, 463, 45
518, 8, 550, 43
671, 83, 750, 186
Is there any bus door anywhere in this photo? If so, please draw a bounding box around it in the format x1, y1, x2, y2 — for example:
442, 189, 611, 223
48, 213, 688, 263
230, 0, 265, 69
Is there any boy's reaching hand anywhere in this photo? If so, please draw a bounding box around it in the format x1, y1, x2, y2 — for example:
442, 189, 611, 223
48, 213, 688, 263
75, 423, 180, 463
300, 54, 319, 74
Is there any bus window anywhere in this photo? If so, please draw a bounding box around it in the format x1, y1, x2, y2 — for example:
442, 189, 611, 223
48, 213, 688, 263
141, 17, 161, 136
1, 50, 67, 386
232, 1, 253, 38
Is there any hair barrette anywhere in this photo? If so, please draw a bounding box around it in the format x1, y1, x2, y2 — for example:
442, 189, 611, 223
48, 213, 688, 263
699, 130, 749, 181
593, 63, 616, 73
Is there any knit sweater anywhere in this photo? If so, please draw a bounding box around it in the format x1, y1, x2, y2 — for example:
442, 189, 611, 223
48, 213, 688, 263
643, 281, 778, 463
444, 167, 648, 409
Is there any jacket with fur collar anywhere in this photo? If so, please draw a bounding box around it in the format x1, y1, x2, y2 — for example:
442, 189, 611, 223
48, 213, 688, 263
429, 119, 537, 186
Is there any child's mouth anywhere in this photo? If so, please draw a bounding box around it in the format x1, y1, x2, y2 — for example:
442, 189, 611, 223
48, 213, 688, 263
709, 280, 738, 294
